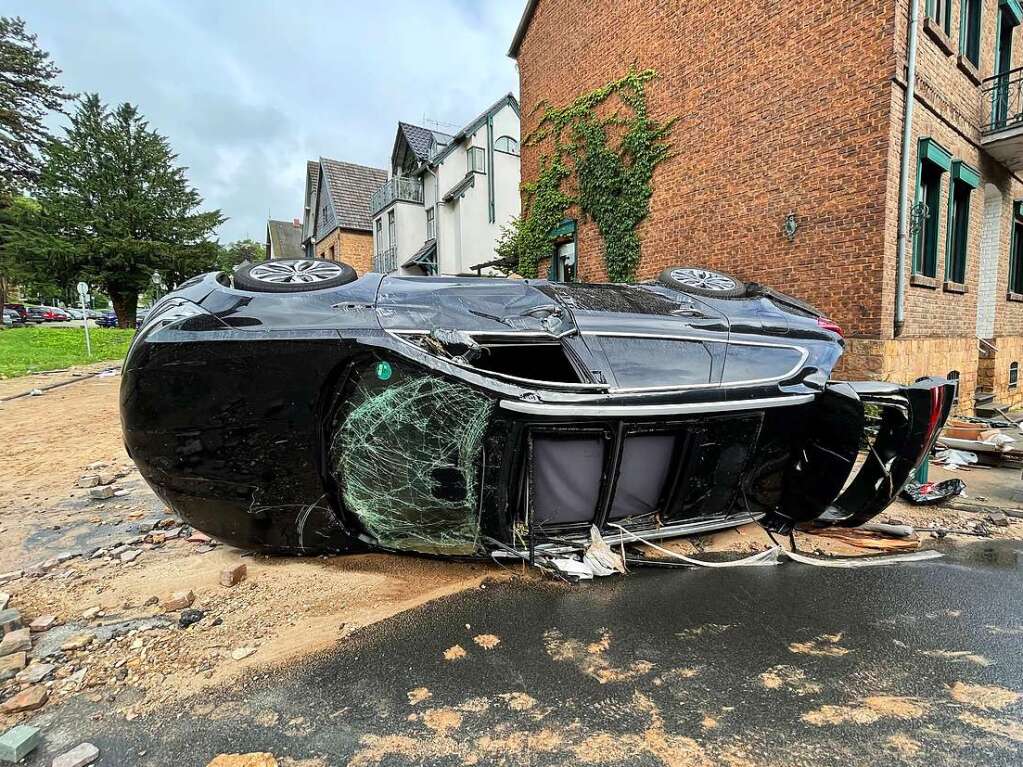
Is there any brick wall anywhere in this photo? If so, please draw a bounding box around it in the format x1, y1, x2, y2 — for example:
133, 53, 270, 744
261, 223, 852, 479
518, 0, 898, 338
314, 228, 374, 276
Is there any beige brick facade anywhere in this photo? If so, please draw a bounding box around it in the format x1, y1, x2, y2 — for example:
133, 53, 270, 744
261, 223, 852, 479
315, 229, 374, 277
514, 0, 1023, 412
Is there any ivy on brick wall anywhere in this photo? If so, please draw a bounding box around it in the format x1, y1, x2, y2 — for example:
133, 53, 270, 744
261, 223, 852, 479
498, 68, 674, 282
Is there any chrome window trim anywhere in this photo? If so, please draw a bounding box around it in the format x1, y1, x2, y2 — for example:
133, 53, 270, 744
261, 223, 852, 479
585, 331, 809, 391
499, 393, 815, 417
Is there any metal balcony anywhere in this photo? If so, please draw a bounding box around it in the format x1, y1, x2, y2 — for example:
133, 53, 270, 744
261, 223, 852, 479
373, 246, 397, 274
981, 67, 1023, 171
369, 176, 423, 216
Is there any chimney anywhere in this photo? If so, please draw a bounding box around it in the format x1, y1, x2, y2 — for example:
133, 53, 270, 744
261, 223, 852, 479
292, 218, 301, 228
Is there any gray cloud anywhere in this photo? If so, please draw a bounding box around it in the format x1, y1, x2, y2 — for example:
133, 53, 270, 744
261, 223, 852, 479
10, 0, 522, 242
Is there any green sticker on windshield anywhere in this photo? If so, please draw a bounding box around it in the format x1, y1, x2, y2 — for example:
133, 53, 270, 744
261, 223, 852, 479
375, 361, 392, 381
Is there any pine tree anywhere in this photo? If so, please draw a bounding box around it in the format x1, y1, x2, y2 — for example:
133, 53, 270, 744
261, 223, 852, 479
0, 17, 72, 194
37, 95, 224, 326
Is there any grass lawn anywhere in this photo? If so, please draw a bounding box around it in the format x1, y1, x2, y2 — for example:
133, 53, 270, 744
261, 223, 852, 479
0, 326, 136, 378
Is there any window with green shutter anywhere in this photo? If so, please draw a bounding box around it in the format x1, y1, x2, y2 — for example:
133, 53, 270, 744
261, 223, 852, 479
1010, 202, 1023, 294
945, 161, 979, 285
913, 139, 952, 278
961, 0, 983, 66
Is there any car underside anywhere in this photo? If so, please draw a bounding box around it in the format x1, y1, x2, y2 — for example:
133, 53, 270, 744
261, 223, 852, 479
120, 263, 954, 559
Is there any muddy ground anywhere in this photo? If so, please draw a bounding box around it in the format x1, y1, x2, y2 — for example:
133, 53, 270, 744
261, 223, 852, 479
1, 366, 1022, 765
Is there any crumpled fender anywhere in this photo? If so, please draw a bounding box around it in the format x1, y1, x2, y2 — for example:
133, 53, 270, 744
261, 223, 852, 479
764, 376, 955, 532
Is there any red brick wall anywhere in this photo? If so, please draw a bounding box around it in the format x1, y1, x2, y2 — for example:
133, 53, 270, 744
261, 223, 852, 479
517, 0, 898, 338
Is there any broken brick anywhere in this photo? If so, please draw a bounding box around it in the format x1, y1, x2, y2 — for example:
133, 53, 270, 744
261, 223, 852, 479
0, 685, 47, 714
89, 486, 114, 500
28, 615, 56, 632
162, 590, 195, 611
77, 475, 100, 488
220, 564, 247, 588
0, 629, 30, 657
0, 609, 21, 634
52, 742, 100, 767
0, 652, 25, 682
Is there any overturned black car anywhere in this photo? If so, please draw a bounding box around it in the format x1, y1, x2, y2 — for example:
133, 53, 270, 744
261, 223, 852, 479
120, 260, 954, 558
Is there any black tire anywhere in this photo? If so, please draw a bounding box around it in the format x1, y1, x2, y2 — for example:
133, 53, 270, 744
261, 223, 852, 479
233, 259, 357, 293
658, 266, 747, 298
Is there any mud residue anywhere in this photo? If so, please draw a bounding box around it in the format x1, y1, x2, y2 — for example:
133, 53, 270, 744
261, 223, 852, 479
949, 682, 1021, 710
443, 644, 466, 661
801, 696, 928, 727
801, 704, 881, 726
789, 632, 851, 657
473, 633, 500, 650
758, 665, 822, 695
422, 708, 462, 734
958, 711, 1023, 742
498, 692, 537, 711
886, 733, 922, 758
920, 649, 991, 666
861, 696, 929, 720
544, 628, 654, 684
407, 687, 431, 705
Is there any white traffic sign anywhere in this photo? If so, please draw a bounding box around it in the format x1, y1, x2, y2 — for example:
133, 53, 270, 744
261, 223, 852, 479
76, 281, 89, 297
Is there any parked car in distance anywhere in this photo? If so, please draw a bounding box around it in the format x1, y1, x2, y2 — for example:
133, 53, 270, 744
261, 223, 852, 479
96, 312, 119, 328
3, 303, 30, 322
2, 308, 25, 327
25, 306, 48, 323
65, 308, 86, 320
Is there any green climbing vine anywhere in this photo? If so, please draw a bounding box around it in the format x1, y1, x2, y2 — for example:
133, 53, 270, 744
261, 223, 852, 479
499, 67, 674, 282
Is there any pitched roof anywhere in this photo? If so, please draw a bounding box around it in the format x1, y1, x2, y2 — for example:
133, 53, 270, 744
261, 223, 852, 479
319, 158, 388, 232
508, 0, 540, 57
429, 94, 520, 166
398, 122, 454, 163
266, 219, 303, 260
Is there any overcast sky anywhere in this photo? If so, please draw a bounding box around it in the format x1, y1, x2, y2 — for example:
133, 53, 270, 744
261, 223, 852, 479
10, 1, 522, 243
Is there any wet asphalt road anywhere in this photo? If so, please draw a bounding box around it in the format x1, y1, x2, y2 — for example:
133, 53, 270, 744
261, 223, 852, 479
25, 541, 1023, 766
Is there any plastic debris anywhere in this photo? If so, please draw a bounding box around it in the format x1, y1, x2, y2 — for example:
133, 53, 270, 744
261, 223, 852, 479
582, 525, 626, 576
900, 478, 967, 505
933, 449, 978, 468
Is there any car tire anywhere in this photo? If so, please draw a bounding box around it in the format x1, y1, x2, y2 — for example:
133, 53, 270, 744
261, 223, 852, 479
233, 259, 357, 293
658, 266, 748, 298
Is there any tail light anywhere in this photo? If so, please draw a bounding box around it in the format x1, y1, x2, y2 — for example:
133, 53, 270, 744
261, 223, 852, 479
817, 317, 844, 337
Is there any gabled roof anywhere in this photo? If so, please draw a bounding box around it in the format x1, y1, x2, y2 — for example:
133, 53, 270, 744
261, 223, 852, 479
420, 94, 521, 169
317, 157, 388, 232
397, 122, 454, 163
508, 0, 540, 58
266, 219, 303, 261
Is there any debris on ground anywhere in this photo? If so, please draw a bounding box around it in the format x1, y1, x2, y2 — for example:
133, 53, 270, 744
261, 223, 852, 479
219, 564, 247, 588
900, 479, 967, 505
808, 528, 921, 552
51, 742, 99, 767
206, 754, 278, 767
0, 724, 39, 762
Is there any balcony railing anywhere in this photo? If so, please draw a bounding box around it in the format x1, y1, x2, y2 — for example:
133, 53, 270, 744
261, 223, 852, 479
369, 176, 423, 215
982, 67, 1023, 134
373, 245, 397, 274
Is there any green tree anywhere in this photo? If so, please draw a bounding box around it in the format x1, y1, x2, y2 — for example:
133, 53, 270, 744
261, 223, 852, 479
36, 95, 224, 327
216, 238, 266, 273
0, 17, 73, 194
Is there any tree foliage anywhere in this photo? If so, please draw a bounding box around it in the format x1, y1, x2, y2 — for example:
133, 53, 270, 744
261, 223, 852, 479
217, 238, 266, 273
0, 16, 73, 194
508, 68, 674, 282
35, 95, 224, 326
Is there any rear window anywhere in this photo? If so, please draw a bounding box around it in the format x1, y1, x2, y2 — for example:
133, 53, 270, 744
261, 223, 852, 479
594, 335, 714, 388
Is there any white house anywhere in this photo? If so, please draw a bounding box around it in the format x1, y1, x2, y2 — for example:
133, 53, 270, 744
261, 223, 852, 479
369, 94, 520, 276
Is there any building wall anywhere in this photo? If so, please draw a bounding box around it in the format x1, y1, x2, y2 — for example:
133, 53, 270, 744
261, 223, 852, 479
517, 0, 898, 338
517, 0, 1023, 409
314, 228, 374, 276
